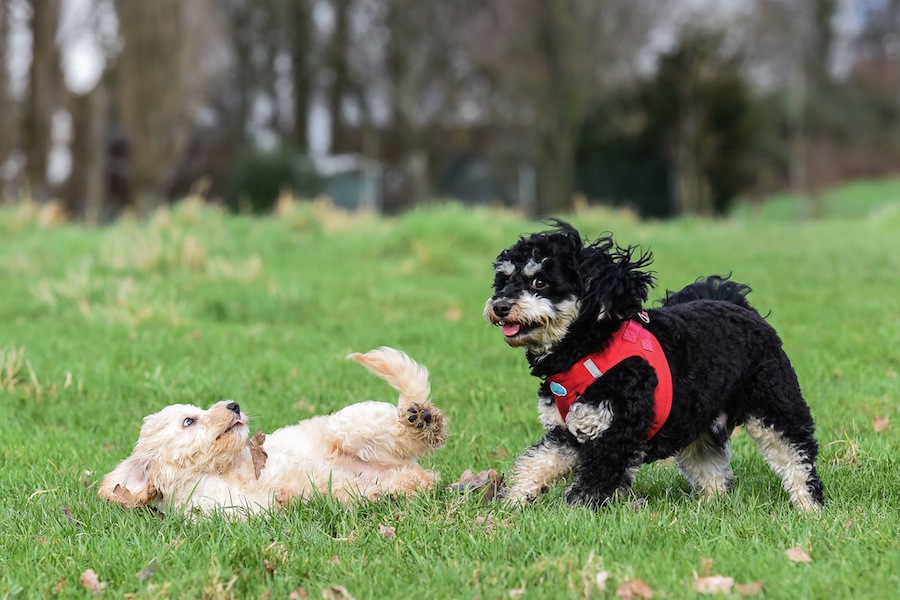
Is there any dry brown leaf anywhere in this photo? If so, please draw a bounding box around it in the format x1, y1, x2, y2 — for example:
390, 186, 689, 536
694, 575, 734, 594
263, 558, 276, 577
735, 581, 764, 596
110, 484, 143, 508
288, 588, 309, 599
786, 547, 812, 563
699, 557, 714, 577
80, 569, 107, 592
135, 559, 158, 581
378, 525, 396, 539
872, 416, 889, 433
449, 468, 505, 502
62, 505, 85, 526
248, 430, 268, 478
321, 585, 354, 600
616, 579, 653, 599
53, 579, 67, 593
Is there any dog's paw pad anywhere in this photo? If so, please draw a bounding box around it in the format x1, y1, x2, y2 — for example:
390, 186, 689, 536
404, 404, 433, 429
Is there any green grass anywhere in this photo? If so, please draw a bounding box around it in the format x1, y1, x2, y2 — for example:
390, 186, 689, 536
1, 190, 898, 599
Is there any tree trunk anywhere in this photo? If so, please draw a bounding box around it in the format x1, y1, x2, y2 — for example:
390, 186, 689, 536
23, 0, 63, 202
114, 0, 187, 213
0, 0, 13, 191
328, 0, 352, 154
288, 0, 313, 150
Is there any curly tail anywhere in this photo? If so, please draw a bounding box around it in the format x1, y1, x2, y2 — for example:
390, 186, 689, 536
662, 274, 756, 313
347, 347, 431, 406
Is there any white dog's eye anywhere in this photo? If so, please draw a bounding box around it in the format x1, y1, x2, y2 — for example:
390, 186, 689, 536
182, 417, 196, 427
531, 278, 548, 290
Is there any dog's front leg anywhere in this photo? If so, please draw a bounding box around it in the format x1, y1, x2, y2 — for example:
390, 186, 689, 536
565, 436, 645, 508
564, 358, 655, 508
504, 429, 577, 504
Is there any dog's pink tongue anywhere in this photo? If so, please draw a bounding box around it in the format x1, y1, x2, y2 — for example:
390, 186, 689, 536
502, 323, 521, 337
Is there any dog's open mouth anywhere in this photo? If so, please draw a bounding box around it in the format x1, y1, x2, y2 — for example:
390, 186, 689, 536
217, 419, 247, 440
499, 320, 532, 338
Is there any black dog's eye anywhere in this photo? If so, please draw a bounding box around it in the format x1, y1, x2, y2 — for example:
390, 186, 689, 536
531, 278, 548, 290
182, 417, 196, 428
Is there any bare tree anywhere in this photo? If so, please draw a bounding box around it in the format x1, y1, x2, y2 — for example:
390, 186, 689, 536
288, 0, 315, 149
22, 0, 64, 202
0, 0, 13, 195
470, 0, 657, 215
113, 0, 221, 211
745, 0, 839, 216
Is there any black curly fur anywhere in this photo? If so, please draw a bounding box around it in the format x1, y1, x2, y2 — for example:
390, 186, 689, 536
486, 221, 824, 510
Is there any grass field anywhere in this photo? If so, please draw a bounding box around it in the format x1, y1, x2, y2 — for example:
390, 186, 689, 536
1, 183, 898, 599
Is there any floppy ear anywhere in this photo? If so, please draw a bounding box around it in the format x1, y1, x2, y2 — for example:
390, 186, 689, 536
98, 450, 159, 508
579, 237, 655, 319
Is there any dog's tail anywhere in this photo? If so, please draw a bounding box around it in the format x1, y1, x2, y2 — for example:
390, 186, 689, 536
662, 274, 756, 313
347, 347, 431, 406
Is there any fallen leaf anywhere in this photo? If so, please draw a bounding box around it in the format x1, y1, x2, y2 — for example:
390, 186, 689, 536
595, 571, 609, 592
694, 575, 734, 594
699, 557, 713, 577
786, 546, 812, 563
378, 525, 396, 539
62, 505, 85, 526
616, 579, 653, 599
735, 581, 763, 596
872, 416, 889, 433
263, 558, 276, 577
135, 559, 158, 581
53, 579, 67, 593
449, 469, 505, 502
330, 555, 341, 565
248, 430, 268, 478
80, 569, 107, 592
109, 484, 146, 508
288, 588, 309, 599
321, 585, 354, 599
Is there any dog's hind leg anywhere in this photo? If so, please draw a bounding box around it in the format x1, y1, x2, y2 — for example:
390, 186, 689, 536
743, 356, 824, 512
675, 416, 734, 498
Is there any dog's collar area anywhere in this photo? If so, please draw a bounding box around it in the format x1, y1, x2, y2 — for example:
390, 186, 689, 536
547, 313, 673, 440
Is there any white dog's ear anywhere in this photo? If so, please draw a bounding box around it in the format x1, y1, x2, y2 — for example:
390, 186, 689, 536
98, 451, 159, 508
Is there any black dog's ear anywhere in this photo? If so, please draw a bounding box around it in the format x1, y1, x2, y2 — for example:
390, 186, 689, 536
578, 236, 655, 319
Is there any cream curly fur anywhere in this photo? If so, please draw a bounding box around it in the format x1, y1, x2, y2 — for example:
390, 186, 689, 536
98, 347, 447, 517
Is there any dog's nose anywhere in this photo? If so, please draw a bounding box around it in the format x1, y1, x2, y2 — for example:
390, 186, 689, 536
226, 401, 241, 415
492, 300, 511, 318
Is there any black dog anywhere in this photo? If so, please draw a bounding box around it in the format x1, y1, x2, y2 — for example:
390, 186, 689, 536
484, 220, 823, 511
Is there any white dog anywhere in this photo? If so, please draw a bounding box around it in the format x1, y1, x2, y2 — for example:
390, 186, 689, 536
98, 347, 447, 517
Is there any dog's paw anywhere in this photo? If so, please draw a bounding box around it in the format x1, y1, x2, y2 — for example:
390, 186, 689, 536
403, 402, 434, 429
565, 483, 610, 509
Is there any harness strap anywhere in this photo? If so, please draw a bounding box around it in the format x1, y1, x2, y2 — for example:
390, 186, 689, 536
547, 312, 673, 440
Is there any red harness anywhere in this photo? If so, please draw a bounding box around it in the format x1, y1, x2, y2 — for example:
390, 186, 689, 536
547, 313, 673, 440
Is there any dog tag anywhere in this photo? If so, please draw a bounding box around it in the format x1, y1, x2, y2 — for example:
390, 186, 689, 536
549, 382, 567, 396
